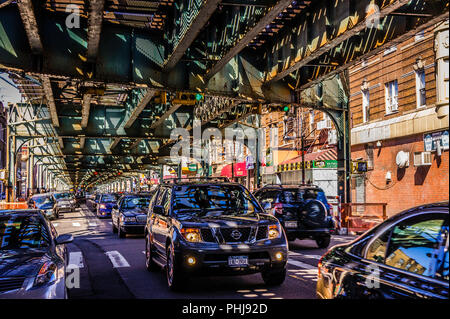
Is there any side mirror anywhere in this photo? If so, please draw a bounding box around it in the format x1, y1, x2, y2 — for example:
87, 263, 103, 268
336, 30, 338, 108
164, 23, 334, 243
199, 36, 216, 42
55, 234, 73, 245
153, 205, 164, 215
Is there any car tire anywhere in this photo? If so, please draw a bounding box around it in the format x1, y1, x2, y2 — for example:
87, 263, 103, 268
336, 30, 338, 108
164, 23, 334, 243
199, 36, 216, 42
118, 225, 126, 238
145, 233, 159, 272
262, 268, 286, 286
166, 243, 185, 291
315, 235, 331, 248
112, 220, 118, 233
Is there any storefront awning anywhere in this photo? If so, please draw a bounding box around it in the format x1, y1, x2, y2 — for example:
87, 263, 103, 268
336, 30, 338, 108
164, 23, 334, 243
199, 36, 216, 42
277, 148, 338, 172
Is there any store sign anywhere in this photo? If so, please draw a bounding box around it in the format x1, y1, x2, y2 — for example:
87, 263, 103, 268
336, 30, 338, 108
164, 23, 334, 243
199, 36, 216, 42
246, 156, 254, 170
424, 130, 449, 152
277, 160, 338, 172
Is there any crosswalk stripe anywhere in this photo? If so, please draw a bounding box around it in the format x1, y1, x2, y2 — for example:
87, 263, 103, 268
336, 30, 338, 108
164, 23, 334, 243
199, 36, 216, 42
72, 222, 81, 227
68, 252, 84, 268
88, 222, 97, 227
53, 223, 58, 227
289, 251, 321, 260
287, 259, 316, 270
105, 251, 130, 268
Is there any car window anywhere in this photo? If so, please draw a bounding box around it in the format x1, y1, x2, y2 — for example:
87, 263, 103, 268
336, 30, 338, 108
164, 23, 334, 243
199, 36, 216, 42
257, 190, 280, 205
366, 230, 390, 263
435, 226, 448, 281
121, 196, 151, 210
101, 194, 118, 203
280, 190, 303, 204
164, 189, 172, 216
172, 184, 261, 217
0, 215, 50, 249
155, 188, 167, 207
384, 216, 446, 278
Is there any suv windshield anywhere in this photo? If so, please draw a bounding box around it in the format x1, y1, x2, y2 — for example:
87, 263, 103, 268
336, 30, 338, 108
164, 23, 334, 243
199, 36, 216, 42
0, 215, 50, 250
53, 193, 73, 200
172, 184, 261, 217
101, 194, 118, 203
121, 196, 151, 210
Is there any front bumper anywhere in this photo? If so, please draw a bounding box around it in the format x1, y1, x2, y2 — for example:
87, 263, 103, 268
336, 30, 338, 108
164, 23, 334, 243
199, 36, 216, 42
175, 240, 288, 276
97, 210, 111, 218
120, 224, 145, 234
0, 274, 66, 299
57, 206, 73, 213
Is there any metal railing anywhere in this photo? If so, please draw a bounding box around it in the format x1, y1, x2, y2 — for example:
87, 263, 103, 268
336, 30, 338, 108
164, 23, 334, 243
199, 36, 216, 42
340, 202, 388, 234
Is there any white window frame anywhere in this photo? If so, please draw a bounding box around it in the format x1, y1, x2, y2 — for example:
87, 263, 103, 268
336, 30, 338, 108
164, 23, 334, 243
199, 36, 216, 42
415, 69, 426, 108
385, 80, 399, 114
362, 89, 370, 123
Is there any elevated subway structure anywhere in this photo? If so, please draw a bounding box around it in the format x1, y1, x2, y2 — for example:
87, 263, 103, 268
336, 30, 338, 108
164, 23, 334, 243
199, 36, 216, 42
0, 0, 448, 200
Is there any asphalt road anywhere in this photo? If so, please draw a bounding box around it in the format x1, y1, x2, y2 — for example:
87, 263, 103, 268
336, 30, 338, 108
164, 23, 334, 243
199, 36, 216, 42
53, 204, 356, 299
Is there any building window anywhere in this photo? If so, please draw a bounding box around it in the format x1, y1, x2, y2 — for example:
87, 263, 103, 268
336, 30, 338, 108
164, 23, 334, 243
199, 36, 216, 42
362, 89, 370, 122
415, 30, 425, 42
415, 69, 426, 108
385, 80, 399, 114
383, 45, 397, 56
309, 110, 315, 133
270, 125, 278, 148
444, 59, 449, 100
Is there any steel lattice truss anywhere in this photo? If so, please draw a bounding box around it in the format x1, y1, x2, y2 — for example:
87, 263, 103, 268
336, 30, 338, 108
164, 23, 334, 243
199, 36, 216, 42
0, 0, 448, 187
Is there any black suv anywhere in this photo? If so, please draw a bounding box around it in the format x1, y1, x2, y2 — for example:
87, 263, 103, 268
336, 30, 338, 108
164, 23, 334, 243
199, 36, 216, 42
144, 178, 288, 291
254, 185, 335, 248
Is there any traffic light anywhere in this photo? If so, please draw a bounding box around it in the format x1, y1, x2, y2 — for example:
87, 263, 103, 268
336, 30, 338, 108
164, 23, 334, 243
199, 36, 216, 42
173, 92, 204, 105
268, 105, 291, 113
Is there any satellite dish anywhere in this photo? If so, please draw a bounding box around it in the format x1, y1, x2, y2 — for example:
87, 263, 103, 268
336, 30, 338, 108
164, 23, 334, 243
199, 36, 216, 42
396, 151, 409, 168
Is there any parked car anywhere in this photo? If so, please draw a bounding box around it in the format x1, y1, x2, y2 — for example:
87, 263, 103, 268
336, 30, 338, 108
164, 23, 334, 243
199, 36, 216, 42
144, 179, 288, 291
0, 209, 73, 298
52, 192, 76, 215
96, 193, 119, 218
316, 202, 449, 299
28, 193, 57, 219
112, 194, 153, 238
253, 185, 335, 248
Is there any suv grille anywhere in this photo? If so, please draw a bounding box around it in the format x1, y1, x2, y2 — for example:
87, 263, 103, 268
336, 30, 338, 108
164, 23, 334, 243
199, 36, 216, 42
0, 277, 25, 293
201, 228, 216, 243
220, 227, 252, 243
256, 226, 268, 240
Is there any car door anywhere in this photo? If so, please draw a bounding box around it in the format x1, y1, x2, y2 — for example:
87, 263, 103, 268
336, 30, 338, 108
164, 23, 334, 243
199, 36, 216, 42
360, 212, 449, 299
112, 198, 122, 227
151, 188, 167, 255
158, 188, 173, 245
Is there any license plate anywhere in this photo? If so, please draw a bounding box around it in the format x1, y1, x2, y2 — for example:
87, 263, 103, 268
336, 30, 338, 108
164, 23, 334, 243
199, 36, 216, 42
285, 221, 298, 228
228, 256, 248, 267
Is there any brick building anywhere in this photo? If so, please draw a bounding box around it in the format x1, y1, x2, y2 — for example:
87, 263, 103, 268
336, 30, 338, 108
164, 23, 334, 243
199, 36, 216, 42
260, 106, 339, 196
348, 20, 449, 216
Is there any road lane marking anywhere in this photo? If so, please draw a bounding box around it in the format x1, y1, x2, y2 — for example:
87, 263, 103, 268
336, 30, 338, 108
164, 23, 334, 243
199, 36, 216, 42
105, 251, 130, 268
68, 252, 84, 268
287, 259, 316, 270
72, 222, 81, 227
88, 222, 97, 227
289, 251, 321, 260
53, 223, 58, 227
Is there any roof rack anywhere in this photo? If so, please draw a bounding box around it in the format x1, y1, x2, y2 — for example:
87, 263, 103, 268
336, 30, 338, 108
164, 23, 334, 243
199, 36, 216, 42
162, 177, 231, 184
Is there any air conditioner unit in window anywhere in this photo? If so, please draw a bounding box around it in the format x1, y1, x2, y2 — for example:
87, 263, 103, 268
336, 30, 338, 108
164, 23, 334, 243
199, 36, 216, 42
414, 152, 432, 166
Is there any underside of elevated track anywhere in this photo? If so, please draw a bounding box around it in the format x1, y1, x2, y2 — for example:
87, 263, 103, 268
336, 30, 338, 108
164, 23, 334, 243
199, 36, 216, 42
0, 0, 448, 199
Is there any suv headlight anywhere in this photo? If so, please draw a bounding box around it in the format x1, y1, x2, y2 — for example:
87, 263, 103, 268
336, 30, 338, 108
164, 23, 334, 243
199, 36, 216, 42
34, 261, 57, 287
268, 224, 281, 239
121, 215, 136, 223
181, 228, 202, 243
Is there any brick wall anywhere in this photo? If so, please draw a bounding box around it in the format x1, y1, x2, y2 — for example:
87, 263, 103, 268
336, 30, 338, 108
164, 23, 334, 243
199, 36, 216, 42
351, 133, 449, 216
349, 26, 436, 127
